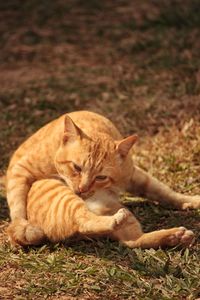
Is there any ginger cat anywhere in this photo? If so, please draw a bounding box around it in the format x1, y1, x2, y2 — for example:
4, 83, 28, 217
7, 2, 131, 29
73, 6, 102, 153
8, 178, 195, 248
6, 111, 199, 247
8, 179, 129, 246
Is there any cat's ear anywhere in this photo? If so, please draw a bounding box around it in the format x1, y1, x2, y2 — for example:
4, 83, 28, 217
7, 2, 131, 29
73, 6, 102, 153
115, 135, 138, 157
63, 115, 83, 143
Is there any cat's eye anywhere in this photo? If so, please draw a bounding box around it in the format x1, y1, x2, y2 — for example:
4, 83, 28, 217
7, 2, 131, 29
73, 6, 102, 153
73, 163, 82, 173
95, 175, 108, 181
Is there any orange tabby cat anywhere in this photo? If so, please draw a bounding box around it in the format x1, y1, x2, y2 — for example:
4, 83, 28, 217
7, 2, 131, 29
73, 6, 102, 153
8, 178, 194, 248
8, 179, 129, 245
6, 111, 199, 247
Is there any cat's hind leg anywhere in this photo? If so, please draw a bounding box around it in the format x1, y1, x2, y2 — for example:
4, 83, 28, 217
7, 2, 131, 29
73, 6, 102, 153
112, 211, 195, 249
123, 227, 195, 249
127, 163, 200, 209
7, 219, 46, 246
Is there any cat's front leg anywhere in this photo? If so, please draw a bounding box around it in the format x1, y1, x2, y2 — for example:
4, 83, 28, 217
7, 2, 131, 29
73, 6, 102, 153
6, 155, 41, 246
7, 151, 55, 222
77, 207, 129, 236
126, 164, 200, 209
7, 163, 35, 221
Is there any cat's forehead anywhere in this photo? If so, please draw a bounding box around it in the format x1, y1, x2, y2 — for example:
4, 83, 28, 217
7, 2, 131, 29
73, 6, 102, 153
84, 137, 115, 155
81, 138, 115, 169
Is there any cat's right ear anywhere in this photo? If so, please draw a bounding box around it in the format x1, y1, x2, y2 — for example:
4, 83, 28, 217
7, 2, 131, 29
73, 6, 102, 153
115, 135, 138, 157
63, 115, 83, 144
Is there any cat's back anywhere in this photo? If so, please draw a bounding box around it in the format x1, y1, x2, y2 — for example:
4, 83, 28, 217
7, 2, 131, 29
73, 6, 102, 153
68, 111, 122, 140
22, 110, 121, 147
8, 111, 121, 168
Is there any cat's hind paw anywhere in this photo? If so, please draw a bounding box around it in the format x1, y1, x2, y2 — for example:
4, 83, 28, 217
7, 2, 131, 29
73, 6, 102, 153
112, 208, 130, 229
7, 219, 46, 247
165, 227, 195, 247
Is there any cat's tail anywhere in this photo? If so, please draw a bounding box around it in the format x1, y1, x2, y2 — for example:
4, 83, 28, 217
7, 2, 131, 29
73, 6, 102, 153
7, 219, 46, 246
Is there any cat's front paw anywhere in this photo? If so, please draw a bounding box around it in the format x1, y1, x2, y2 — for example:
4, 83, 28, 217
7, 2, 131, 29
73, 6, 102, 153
112, 208, 130, 230
164, 227, 195, 247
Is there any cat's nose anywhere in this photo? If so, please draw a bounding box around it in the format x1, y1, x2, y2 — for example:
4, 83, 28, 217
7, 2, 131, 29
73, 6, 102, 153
79, 187, 87, 194
77, 185, 88, 195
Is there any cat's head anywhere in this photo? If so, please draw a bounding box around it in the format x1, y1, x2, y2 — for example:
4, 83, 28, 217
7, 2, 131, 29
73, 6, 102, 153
55, 115, 137, 199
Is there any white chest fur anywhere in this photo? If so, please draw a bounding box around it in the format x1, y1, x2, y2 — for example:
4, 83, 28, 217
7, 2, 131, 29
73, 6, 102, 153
85, 190, 121, 216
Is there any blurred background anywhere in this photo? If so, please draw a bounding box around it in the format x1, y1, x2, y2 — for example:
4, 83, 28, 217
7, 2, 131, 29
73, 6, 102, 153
0, 0, 200, 173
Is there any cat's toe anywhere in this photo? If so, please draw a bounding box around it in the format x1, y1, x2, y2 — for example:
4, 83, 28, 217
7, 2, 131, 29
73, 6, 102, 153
180, 229, 195, 246
113, 208, 129, 229
165, 227, 195, 247
166, 227, 185, 246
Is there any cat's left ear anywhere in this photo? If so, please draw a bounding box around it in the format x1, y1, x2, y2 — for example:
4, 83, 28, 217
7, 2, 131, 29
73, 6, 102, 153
63, 115, 83, 143
115, 135, 138, 157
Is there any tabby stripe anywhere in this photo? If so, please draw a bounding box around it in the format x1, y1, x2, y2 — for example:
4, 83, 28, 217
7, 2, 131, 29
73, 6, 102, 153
71, 202, 84, 218
64, 194, 79, 219
55, 193, 69, 221
26, 158, 34, 167
37, 197, 55, 224
51, 196, 67, 238
36, 165, 45, 175
33, 179, 50, 189
7, 178, 27, 191
68, 200, 83, 220
32, 187, 62, 215
51, 195, 62, 220
37, 197, 52, 221
30, 182, 62, 204
7, 174, 27, 186
8, 185, 29, 206
61, 195, 74, 228
44, 198, 59, 229
56, 160, 71, 164
56, 194, 74, 221
16, 163, 35, 177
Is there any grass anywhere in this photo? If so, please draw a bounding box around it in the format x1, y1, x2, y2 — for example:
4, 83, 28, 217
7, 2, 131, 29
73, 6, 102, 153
0, 0, 200, 299
1, 243, 200, 299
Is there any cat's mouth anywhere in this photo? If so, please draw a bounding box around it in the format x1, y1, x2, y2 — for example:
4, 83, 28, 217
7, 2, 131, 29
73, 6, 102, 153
75, 190, 94, 200
52, 174, 94, 199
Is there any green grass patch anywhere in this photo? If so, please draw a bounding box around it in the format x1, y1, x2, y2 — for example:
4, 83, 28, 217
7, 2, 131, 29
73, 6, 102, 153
0, 214, 200, 299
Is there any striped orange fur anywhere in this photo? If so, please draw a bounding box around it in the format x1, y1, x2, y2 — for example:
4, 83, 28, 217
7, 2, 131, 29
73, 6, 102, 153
8, 179, 129, 245
7, 178, 195, 248
6, 110, 199, 247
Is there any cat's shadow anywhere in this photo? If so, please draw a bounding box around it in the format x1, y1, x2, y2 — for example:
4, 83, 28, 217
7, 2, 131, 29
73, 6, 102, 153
0, 195, 9, 222
30, 229, 198, 278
